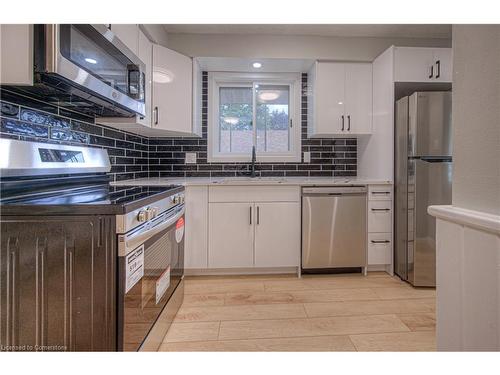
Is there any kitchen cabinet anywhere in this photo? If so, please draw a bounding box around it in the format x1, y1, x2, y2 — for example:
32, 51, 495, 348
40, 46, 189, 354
367, 184, 393, 273
152, 44, 200, 136
308, 61, 372, 137
110, 24, 139, 55
208, 202, 255, 268
0, 24, 33, 85
394, 47, 452, 83
206, 186, 301, 271
0, 215, 116, 350
184, 186, 208, 269
254, 202, 300, 267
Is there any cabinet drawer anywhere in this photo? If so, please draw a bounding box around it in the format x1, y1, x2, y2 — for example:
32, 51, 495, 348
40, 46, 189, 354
368, 233, 392, 265
368, 200, 392, 233
209, 186, 300, 203
368, 185, 392, 201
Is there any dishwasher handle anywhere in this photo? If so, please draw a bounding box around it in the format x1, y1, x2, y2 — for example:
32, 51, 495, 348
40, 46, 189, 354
302, 186, 367, 196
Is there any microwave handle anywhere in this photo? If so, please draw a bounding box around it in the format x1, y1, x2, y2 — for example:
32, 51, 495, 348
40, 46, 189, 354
126, 64, 143, 99
118, 206, 185, 256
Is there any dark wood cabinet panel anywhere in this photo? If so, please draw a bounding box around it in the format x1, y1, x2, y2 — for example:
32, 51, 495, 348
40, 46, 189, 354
0, 215, 116, 351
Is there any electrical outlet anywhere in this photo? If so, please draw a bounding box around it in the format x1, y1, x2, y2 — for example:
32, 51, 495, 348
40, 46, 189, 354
185, 152, 197, 164
303, 151, 311, 163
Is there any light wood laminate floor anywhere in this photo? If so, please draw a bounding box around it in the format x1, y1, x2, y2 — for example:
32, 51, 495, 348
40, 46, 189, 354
159, 272, 436, 352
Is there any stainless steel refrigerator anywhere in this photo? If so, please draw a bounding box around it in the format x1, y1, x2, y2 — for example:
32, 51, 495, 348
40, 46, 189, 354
395, 91, 452, 287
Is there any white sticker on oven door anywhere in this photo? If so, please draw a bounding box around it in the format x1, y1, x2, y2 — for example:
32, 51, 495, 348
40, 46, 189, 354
156, 266, 171, 304
175, 217, 185, 243
125, 245, 144, 293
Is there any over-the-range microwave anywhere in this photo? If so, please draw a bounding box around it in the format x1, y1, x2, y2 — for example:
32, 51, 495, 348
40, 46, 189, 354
4, 24, 146, 118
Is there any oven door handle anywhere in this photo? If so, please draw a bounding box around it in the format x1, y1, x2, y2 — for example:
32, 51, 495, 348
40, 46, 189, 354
119, 207, 185, 256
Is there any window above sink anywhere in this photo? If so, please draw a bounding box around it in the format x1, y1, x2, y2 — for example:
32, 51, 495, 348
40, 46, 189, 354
207, 72, 302, 163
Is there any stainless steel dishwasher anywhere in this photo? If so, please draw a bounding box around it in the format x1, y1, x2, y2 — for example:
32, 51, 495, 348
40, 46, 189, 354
302, 186, 367, 272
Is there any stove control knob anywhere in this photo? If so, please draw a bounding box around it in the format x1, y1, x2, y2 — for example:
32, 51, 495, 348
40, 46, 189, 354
137, 210, 148, 222
151, 207, 159, 218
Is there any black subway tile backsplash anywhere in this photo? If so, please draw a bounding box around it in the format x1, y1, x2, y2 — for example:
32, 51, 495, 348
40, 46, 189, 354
1, 91, 149, 182
0, 72, 357, 181
145, 72, 357, 178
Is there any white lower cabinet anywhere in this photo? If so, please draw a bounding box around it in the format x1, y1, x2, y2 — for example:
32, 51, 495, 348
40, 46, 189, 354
367, 184, 393, 271
184, 186, 208, 269
254, 202, 301, 267
188, 186, 302, 272
208, 202, 255, 268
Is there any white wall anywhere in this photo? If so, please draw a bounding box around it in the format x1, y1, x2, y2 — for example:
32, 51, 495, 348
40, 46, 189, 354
165, 33, 450, 61
452, 25, 500, 215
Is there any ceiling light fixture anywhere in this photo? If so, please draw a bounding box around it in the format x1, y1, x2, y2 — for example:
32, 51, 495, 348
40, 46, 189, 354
85, 58, 97, 64
252, 62, 262, 69
153, 69, 174, 83
224, 116, 239, 125
258, 91, 280, 101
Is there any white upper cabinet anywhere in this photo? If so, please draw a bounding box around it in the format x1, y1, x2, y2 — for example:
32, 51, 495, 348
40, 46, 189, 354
0, 24, 33, 85
308, 61, 372, 137
109, 24, 139, 55
344, 64, 373, 135
152, 44, 197, 136
394, 47, 452, 83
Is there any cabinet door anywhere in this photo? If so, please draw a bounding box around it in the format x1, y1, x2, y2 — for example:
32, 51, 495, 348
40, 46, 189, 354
345, 63, 372, 134
254, 202, 300, 267
394, 47, 435, 82
152, 45, 193, 135
110, 24, 139, 55
185, 186, 208, 269
208, 203, 254, 268
314, 62, 346, 136
0, 24, 33, 85
0, 216, 116, 350
432, 48, 453, 82
137, 30, 152, 127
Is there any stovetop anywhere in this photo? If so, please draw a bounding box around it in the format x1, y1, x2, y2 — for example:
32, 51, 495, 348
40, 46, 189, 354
0, 175, 184, 216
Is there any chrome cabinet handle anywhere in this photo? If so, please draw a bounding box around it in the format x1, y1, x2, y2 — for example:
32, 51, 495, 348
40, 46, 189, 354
341, 115, 345, 131
347, 115, 351, 131
371, 240, 390, 244
429, 65, 434, 79
436, 60, 441, 78
257, 206, 260, 225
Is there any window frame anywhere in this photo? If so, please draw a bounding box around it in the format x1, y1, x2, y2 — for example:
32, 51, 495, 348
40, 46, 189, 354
208, 72, 302, 163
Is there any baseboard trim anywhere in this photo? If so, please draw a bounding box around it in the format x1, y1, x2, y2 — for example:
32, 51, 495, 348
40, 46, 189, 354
185, 267, 299, 276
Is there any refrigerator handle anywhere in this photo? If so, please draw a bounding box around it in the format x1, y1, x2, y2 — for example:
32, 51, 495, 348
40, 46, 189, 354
428, 65, 434, 79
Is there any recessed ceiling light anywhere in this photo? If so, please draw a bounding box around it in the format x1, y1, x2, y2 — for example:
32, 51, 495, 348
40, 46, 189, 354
85, 58, 97, 64
224, 116, 239, 125
153, 69, 174, 83
252, 62, 262, 69
258, 91, 280, 101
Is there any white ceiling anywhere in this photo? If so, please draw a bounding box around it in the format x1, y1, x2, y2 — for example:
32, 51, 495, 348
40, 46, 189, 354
162, 24, 452, 39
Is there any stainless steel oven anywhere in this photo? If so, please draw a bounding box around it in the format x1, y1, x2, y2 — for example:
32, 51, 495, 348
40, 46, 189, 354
31, 24, 146, 117
117, 192, 185, 351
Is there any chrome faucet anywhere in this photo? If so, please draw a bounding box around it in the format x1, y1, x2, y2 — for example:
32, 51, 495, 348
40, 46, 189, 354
250, 145, 256, 178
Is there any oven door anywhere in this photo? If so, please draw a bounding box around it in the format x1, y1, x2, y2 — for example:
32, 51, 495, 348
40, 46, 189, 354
117, 205, 185, 351
44, 24, 146, 116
